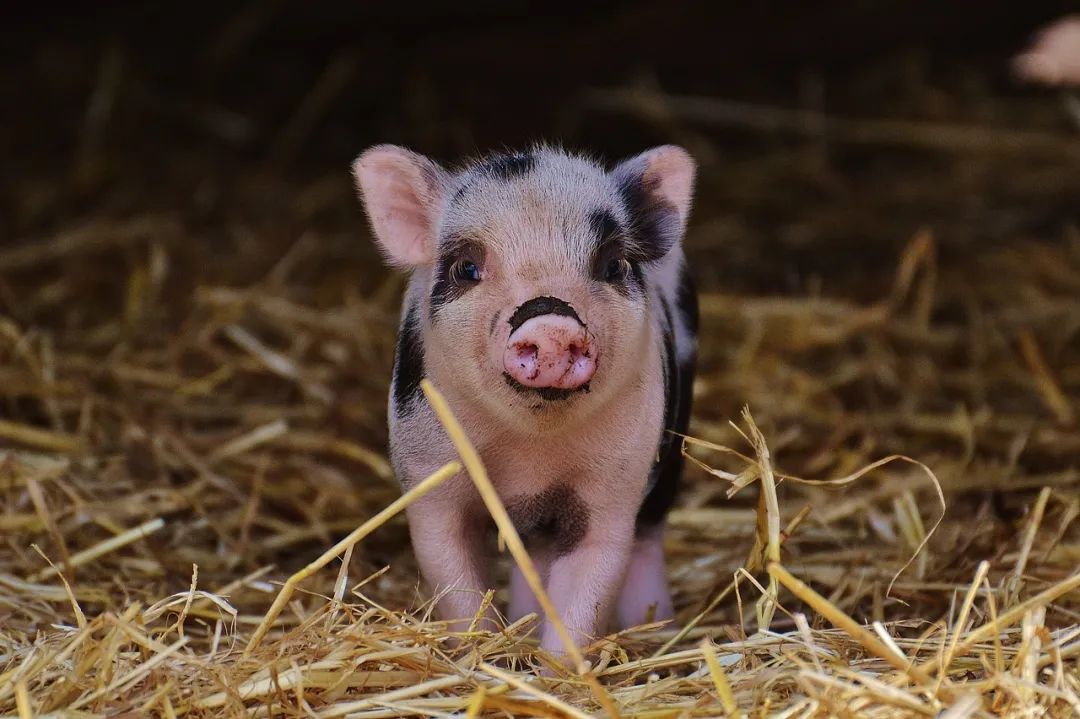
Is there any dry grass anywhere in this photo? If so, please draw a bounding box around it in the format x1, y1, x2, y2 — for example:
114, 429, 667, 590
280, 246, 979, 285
3, 43, 1080, 718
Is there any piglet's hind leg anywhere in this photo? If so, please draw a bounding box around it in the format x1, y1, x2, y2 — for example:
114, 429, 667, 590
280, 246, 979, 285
508, 552, 550, 624
616, 529, 674, 630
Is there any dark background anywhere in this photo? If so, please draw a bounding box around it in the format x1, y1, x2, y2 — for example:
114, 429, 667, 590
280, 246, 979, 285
4, 2, 1078, 278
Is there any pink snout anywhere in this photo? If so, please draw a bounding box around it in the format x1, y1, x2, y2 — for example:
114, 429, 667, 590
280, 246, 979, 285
503, 315, 596, 390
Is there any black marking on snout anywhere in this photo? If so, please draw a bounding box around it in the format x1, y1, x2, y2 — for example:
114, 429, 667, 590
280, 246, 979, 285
506, 296, 582, 333
488, 310, 501, 337
392, 303, 425, 410
505, 485, 589, 556
503, 373, 589, 401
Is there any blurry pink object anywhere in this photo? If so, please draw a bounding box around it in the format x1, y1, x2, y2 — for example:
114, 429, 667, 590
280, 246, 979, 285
1014, 16, 1080, 86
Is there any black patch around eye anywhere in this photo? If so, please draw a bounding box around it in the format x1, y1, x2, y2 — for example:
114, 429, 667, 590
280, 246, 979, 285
482, 151, 535, 179
617, 173, 679, 263
430, 239, 482, 318
589, 208, 621, 244
588, 208, 643, 295
392, 303, 424, 410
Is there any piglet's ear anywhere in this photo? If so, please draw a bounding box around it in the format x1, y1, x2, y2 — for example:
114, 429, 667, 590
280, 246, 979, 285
611, 145, 696, 262
352, 145, 449, 267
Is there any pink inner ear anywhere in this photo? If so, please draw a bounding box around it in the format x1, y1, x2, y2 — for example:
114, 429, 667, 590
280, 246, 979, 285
642, 146, 696, 226
353, 146, 445, 267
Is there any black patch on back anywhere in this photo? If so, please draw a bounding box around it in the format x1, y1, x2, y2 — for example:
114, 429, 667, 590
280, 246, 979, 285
482, 151, 536, 180
392, 303, 425, 410
506, 295, 582, 332
506, 485, 590, 556
616, 172, 680, 264
675, 260, 700, 336
637, 289, 697, 532
503, 373, 588, 401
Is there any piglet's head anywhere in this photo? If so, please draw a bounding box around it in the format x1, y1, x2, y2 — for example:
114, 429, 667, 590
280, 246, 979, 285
352, 143, 694, 421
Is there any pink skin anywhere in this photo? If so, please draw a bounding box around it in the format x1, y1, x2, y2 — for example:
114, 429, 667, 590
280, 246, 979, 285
510, 531, 675, 635
503, 315, 596, 389
1014, 16, 1080, 86
615, 530, 675, 629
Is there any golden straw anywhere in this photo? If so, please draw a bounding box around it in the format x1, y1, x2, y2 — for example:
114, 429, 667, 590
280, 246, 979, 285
245, 460, 462, 653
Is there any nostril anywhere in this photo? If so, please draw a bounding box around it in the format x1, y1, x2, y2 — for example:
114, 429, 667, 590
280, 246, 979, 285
515, 342, 539, 360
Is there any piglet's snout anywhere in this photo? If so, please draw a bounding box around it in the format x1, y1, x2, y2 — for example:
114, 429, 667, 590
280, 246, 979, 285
503, 314, 596, 390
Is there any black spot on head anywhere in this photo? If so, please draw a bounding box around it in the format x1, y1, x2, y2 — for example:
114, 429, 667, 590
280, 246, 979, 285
488, 310, 501, 337
503, 373, 589, 401
482, 150, 535, 180
392, 303, 425, 410
506, 485, 590, 556
506, 295, 582, 332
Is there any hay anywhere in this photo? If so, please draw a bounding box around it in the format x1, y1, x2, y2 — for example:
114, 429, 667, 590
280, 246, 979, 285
3, 36, 1080, 719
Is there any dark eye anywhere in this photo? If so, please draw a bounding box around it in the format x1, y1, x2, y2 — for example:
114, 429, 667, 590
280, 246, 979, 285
453, 259, 481, 283
604, 257, 630, 282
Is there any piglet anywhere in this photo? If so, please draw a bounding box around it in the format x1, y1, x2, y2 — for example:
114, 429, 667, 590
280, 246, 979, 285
351, 143, 698, 657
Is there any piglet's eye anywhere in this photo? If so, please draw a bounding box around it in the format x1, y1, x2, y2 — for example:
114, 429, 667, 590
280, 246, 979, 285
604, 257, 630, 282
452, 259, 481, 283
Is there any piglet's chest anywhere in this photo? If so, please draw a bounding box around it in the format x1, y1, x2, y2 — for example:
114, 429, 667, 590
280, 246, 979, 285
503, 484, 589, 554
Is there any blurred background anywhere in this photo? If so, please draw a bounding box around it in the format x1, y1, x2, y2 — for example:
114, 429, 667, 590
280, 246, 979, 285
5, 1, 1079, 292
2, 0, 1079, 646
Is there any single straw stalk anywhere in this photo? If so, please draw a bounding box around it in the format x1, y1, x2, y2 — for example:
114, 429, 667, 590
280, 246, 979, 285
28, 517, 165, 582
700, 638, 743, 717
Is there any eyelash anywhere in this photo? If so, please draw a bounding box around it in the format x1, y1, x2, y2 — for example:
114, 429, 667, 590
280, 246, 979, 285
594, 244, 631, 284
451, 257, 481, 283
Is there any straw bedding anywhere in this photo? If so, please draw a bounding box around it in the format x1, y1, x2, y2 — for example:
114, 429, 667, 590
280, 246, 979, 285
2, 35, 1080, 719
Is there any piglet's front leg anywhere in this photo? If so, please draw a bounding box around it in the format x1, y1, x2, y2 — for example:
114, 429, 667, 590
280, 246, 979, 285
406, 495, 496, 634
540, 512, 636, 659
